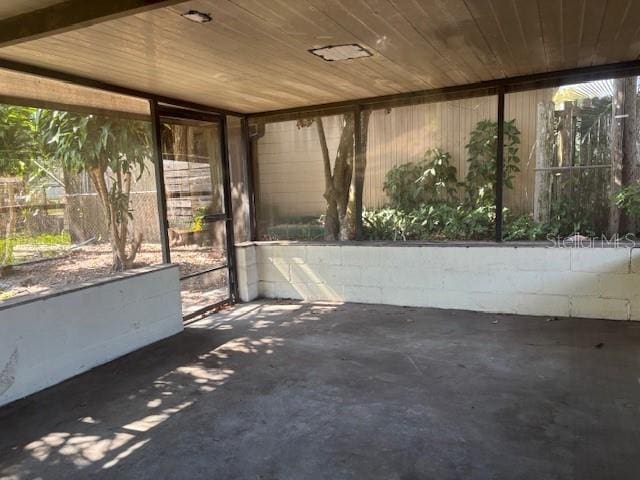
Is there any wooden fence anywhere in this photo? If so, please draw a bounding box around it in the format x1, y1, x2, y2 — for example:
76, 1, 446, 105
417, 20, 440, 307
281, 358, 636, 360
163, 158, 224, 230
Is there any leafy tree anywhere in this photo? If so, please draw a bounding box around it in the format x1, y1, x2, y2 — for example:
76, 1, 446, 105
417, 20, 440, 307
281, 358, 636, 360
37, 110, 151, 271
0, 105, 37, 176
0, 105, 39, 268
465, 119, 520, 207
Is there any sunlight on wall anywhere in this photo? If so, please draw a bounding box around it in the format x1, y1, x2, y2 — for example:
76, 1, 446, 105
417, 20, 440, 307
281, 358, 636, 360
290, 263, 343, 301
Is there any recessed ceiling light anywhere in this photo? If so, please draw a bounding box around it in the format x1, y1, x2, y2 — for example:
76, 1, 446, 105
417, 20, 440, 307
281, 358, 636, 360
309, 44, 373, 62
181, 10, 212, 23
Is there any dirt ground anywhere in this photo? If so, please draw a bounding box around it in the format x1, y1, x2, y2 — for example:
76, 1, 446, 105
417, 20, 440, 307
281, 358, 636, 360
0, 243, 228, 303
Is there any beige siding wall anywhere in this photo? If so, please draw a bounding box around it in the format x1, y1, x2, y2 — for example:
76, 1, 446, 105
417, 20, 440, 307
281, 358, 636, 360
255, 89, 556, 219
255, 115, 344, 220
365, 96, 497, 208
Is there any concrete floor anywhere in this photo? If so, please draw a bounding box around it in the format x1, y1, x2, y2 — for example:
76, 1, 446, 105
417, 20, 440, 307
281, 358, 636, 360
1, 301, 640, 479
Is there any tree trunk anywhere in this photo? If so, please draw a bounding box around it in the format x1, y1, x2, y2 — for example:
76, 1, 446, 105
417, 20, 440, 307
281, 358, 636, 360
123, 170, 142, 267
62, 168, 87, 242
342, 110, 371, 241
534, 101, 554, 223
315, 114, 368, 241
621, 76, 638, 233
557, 101, 574, 167
609, 79, 625, 237
315, 117, 340, 240
167, 124, 188, 161
334, 117, 355, 240
1, 182, 17, 272
89, 165, 127, 271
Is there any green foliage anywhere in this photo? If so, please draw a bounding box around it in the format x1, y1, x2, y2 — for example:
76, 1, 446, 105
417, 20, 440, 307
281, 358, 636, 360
383, 148, 460, 211
37, 110, 151, 269
382, 163, 424, 211
191, 207, 209, 232
364, 203, 558, 242
363, 204, 495, 241
37, 110, 150, 180
1, 104, 152, 270
0, 239, 14, 267
544, 171, 610, 238
416, 149, 460, 204
0, 105, 37, 177
363, 208, 410, 241
0, 232, 71, 266
0, 291, 14, 301
26, 231, 71, 245
441, 205, 496, 240
367, 119, 526, 241
37, 109, 151, 227
539, 99, 613, 238
615, 184, 640, 219
465, 119, 520, 207
503, 213, 553, 241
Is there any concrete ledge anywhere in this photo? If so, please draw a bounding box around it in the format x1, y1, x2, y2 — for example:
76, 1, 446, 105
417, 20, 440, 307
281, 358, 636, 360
235, 243, 258, 302
238, 242, 640, 321
0, 265, 183, 407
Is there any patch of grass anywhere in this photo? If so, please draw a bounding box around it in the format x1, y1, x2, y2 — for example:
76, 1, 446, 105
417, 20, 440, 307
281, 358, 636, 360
0, 290, 16, 302
23, 232, 71, 245
0, 231, 71, 266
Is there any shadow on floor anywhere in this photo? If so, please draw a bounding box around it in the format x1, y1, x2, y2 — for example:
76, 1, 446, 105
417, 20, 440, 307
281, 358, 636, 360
0, 301, 335, 479
1, 300, 640, 479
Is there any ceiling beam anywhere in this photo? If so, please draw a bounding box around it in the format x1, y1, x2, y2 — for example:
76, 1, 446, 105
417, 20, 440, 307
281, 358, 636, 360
248, 60, 640, 119
0, 58, 243, 117
0, 0, 188, 47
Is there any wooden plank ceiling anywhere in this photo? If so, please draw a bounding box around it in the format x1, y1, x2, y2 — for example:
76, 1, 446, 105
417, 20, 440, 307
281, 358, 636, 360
0, 0, 639, 113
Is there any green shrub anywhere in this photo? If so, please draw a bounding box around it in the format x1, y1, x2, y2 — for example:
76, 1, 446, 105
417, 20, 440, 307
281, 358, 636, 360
406, 204, 454, 239
362, 208, 409, 241
190, 207, 209, 233
547, 195, 601, 238
503, 213, 553, 241
366, 119, 543, 242
442, 205, 495, 240
383, 148, 460, 211
465, 119, 521, 207
615, 183, 640, 221
364, 204, 496, 241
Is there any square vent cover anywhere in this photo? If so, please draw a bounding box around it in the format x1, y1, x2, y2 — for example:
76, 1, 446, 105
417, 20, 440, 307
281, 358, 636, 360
309, 44, 372, 62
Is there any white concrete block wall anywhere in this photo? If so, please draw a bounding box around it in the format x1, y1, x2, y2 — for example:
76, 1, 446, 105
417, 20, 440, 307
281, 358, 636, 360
235, 243, 258, 302
0, 265, 183, 407
241, 242, 640, 321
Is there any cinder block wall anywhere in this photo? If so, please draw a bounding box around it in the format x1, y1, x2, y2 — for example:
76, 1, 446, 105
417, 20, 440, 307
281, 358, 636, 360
0, 265, 183, 407
235, 243, 640, 321
236, 243, 258, 301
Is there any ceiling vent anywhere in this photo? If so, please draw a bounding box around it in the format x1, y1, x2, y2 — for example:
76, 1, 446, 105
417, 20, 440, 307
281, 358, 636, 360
309, 44, 372, 62
181, 10, 212, 23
